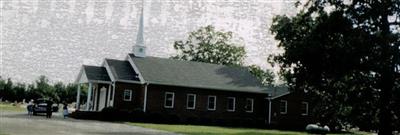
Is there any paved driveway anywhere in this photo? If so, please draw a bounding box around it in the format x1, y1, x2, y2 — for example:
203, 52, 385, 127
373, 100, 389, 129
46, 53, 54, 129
0, 111, 177, 135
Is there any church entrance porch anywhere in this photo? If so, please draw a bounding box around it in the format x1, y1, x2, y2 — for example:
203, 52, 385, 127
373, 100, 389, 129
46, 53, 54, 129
75, 82, 114, 112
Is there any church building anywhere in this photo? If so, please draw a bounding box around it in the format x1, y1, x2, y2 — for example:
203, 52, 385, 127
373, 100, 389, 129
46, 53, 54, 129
74, 5, 312, 128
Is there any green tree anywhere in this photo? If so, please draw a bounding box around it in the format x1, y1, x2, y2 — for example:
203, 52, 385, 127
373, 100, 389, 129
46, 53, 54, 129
25, 83, 40, 101
64, 83, 78, 103
53, 82, 79, 104
248, 65, 275, 85
2, 78, 15, 102
172, 25, 246, 66
13, 83, 26, 102
0, 76, 82, 104
270, 0, 399, 134
34, 76, 57, 101
172, 25, 275, 85
0, 77, 5, 101
54, 82, 65, 103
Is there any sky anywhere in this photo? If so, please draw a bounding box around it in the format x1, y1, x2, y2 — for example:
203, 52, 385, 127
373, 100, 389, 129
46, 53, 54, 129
1, 0, 300, 83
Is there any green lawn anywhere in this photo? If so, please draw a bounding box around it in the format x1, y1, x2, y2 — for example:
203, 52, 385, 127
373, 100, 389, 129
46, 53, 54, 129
0, 102, 25, 112
128, 122, 371, 135
128, 122, 305, 135
0, 129, 8, 135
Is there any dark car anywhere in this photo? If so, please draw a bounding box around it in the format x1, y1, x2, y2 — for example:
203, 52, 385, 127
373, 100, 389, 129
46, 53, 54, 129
32, 99, 59, 115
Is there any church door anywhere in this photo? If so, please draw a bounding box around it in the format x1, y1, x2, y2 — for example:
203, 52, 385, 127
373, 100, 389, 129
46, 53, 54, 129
98, 86, 107, 111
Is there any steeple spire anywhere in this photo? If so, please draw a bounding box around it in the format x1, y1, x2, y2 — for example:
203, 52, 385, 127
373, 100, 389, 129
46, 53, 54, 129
136, 5, 144, 47
133, 1, 146, 57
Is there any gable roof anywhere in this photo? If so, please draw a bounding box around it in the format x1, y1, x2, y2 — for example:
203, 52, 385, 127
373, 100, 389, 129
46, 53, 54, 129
104, 59, 140, 82
81, 65, 111, 82
128, 54, 268, 93
270, 86, 290, 99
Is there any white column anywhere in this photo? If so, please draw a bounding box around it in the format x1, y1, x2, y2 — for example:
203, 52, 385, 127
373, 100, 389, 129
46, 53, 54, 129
143, 83, 148, 112
76, 83, 81, 110
93, 84, 98, 111
107, 84, 112, 107
111, 82, 116, 107
267, 98, 272, 125
86, 83, 93, 111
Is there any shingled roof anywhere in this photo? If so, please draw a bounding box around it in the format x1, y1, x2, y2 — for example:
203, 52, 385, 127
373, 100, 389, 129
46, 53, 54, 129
128, 54, 268, 93
105, 59, 140, 82
270, 86, 290, 98
82, 65, 111, 82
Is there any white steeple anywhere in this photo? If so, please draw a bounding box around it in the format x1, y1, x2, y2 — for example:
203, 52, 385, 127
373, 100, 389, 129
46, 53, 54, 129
133, 1, 146, 57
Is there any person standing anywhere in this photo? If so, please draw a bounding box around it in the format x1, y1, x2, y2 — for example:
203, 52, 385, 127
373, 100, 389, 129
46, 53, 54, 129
27, 99, 34, 117
62, 103, 68, 119
46, 101, 52, 118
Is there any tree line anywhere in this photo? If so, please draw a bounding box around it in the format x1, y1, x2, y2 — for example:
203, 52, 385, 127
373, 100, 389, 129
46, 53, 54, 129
0, 75, 87, 104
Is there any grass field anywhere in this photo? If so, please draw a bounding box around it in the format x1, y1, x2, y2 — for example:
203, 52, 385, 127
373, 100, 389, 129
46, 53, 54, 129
0, 129, 7, 135
128, 122, 372, 135
128, 123, 305, 135
0, 102, 25, 112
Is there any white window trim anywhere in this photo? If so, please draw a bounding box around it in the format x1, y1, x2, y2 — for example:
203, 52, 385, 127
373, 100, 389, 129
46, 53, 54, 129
280, 100, 287, 114
186, 94, 196, 110
123, 89, 132, 101
227, 97, 236, 112
301, 102, 309, 116
207, 96, 217, 111
245, 98, 254, 113
164, 92, 175, 108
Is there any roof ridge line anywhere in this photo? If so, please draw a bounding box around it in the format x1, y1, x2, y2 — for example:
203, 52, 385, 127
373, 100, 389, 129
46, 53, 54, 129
105, 58, 128, 62
133, 55, 246, 69
83, 65, 104, 67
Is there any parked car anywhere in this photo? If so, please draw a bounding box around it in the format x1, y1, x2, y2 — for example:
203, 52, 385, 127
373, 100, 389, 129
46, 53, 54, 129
32, 99, 59, 115
306, 124, 330, 135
